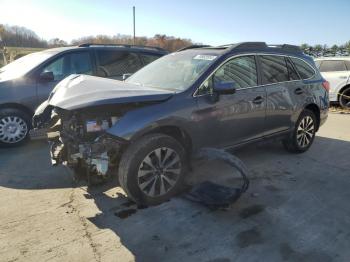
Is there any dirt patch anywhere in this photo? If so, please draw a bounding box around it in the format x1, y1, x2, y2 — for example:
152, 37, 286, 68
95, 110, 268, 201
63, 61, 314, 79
330, 106, 350, 114
264, 185, 281, 192
114, 208, 137, 219
239, 204, 265, 219
279, 242, 332, 262
236, 227, 263, 248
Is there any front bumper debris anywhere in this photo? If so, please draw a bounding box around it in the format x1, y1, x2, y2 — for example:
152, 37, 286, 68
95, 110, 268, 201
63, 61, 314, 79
49, 133, 124, 183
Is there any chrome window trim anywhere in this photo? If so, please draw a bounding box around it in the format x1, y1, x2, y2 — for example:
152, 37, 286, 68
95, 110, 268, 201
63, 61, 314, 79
193, 53, 317, 97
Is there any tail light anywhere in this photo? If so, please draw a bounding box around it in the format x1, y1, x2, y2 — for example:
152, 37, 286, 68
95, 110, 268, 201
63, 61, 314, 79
322, 80, 330, 92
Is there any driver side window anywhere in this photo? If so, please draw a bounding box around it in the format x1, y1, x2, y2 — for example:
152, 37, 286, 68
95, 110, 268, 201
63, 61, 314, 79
196, 55, 257, 96
43, 57, 65, 81
41, 52, 92, 82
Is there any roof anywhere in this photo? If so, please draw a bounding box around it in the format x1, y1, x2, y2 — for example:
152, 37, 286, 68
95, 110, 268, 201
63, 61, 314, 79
314, 56, 350, 61
39, 44, 168, 55
178, 42, 304, 56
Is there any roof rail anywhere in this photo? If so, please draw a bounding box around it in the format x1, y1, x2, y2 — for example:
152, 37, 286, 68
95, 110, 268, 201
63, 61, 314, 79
176, 45, 211, 52
279, 44, 302, 53
222, 42, 303, 54
78, 43, 166, 52
223, 42, 268, 52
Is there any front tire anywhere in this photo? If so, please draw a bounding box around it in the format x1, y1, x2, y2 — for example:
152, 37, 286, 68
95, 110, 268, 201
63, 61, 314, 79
0, 108, 31, 147
283, 109, 317, 153
118, 133, 187, 206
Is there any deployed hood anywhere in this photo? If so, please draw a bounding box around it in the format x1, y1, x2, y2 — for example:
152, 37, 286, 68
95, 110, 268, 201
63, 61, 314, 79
48, 74, 174, 110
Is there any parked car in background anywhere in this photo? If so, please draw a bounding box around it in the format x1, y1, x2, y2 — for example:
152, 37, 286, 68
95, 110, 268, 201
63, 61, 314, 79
33, 42, 329, 205
0, 44, 167, 146
314, 57, 350, 108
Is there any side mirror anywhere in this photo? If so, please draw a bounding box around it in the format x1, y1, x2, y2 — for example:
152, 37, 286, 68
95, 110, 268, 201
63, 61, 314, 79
213, 80, 236, 95
122, 73, 132, 81
39, 71, 54, 82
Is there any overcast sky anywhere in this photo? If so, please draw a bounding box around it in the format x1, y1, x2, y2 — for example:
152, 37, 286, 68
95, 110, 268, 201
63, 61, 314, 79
0, 0, 349, 46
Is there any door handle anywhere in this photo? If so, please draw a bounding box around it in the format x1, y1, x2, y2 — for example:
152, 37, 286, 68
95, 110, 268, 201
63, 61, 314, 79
339, 76, 348, 79
294, 88, 304, 95
253, 96, 264, 104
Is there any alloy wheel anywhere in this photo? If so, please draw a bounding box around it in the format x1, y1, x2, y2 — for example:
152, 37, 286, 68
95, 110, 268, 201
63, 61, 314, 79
296, 116, 315, 148
137, 147, 181, 197
0, 116, 28, 144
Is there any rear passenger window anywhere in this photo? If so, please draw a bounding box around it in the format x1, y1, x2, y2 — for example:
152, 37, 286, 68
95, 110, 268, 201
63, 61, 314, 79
319, 60, 347, 72
290, 57, 315, 79
139, 53, 161, 65
213, 55, 257, 89
286, 58, 300, 81
260, 55, 289, 84
96, 50, 142, 79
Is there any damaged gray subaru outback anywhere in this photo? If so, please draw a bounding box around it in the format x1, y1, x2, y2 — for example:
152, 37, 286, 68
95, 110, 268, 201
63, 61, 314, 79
33, 42, 329, 205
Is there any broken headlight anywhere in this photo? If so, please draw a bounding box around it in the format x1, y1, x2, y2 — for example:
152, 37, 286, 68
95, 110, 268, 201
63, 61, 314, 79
85, 117, 119, 133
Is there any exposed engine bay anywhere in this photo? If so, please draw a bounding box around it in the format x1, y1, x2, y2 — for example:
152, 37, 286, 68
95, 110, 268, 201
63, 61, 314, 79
44, 107, 126, 184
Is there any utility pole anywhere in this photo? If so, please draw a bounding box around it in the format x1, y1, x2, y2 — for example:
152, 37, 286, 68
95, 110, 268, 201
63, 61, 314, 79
133, 6, 136, 45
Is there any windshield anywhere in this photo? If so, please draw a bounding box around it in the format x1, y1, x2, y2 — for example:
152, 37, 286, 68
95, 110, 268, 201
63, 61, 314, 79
126, 51, 218, 91
0, 51, 54, 81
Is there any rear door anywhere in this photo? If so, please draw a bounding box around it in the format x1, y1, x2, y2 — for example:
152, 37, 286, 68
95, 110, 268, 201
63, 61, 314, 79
36, 51, 93, 105
318, 60, 350, 101
259, 55, 301, 135
94, 49, 143, 80
194, 55, 266, 148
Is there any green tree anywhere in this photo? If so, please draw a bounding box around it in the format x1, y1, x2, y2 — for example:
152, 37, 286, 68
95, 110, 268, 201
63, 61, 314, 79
331, 44, 339, 55
300, 43, 309, 51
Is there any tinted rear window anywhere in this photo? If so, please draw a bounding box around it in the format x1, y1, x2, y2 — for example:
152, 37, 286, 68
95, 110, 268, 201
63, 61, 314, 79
260, 55, 289, 84
286, 57, 300, 81
290, 57, 315, 79
95, 50, 142, 79
319, 60, 347, 72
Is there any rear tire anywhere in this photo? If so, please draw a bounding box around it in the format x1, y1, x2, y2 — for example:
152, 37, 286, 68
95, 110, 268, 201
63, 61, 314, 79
283, 109, 317, 153
118, 133, 188, 206
0, 108, 31, 147
339, 87, 350, 109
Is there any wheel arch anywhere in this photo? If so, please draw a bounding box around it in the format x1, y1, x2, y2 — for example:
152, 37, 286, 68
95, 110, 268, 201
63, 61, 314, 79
304, 103, 320, 131
0, 103, 34, 117
141, 125, 193, 156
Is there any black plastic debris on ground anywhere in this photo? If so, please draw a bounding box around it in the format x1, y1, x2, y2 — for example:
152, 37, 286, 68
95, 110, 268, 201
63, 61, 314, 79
185, 148, 249, 210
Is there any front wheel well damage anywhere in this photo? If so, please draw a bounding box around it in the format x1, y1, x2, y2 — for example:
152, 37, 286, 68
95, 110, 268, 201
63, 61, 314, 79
304, 103, 320, 131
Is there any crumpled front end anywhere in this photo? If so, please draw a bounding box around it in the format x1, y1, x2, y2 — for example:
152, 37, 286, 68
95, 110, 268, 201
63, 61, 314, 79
34, 104, 126, 183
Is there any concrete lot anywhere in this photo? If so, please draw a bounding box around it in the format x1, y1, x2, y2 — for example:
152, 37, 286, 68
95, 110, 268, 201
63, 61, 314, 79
0, 112, 349, 262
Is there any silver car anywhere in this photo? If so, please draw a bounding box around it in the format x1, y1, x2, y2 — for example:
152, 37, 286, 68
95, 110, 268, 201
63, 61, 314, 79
0, 44, 166, 146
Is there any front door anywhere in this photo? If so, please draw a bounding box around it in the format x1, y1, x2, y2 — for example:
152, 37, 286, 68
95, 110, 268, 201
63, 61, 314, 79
193, 55, 266, 148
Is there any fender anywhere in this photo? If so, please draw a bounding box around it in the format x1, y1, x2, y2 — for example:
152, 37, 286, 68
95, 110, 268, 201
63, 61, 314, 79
106, 95, 196, 142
